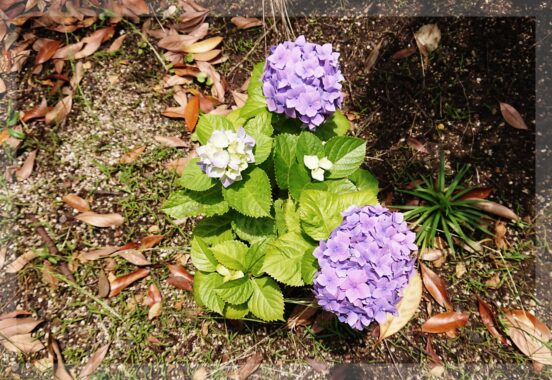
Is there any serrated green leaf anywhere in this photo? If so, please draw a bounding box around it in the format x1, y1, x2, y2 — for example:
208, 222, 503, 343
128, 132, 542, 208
176, 157, 216, 191
301, 249, 318, 285
283, 198, 302, 233
245, 238, 273, 276
298, 190, 343, 241
196, 114, 236, 145
215, 277, 253, 305
338, 189, 378, 210
162, 187, 228, 219
324, 136, 366, 178
250, 131, 273, 165
226, 107, 247, 128
273, 199, 288, 235
326, 179, 358, 193
191, 236, 218, 272
244, 111, 273, 136
231, 213, 275, 243
223, 302, 249, 319
262, 232, 315, 286
313, 110, 351, 140
296, 132, 324, 162
241, 62, 267, 119
287, 160, 312, 200
248, 276, 284, 321
349, 168, 379, 194
243, 112, 273, 165
273, 134, 299, 189
210, 240, 249, 271
222, 167, 272, 218
194, 215, 234, 245
194, 272, 225, 315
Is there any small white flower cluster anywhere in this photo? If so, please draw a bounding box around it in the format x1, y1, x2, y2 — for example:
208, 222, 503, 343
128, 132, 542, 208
304, 155, 333, 181
197, 128, 256, 187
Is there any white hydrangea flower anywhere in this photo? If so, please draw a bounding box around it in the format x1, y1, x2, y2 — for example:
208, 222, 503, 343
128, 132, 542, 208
197, 128, 256, 187
304, 155, 333, 181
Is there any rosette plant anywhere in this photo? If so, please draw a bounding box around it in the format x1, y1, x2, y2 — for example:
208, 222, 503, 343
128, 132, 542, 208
162, 36, 418, 328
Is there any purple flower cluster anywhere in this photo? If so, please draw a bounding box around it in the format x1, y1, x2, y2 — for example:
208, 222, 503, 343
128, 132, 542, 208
313, 205, 417, 330
261, 35, 344, 130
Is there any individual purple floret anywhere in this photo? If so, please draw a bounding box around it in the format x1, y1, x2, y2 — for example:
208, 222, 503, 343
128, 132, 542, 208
261, 35, 344, 130
313, 205, 417, 330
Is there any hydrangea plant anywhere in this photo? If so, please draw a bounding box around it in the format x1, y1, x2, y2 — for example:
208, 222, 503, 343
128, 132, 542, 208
162, 37, 418, 330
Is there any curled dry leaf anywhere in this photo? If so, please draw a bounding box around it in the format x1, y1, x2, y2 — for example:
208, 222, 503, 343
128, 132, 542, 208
35, 39, 62, 65
231, 353, 263, 380
183, 36, 223, 54
45, 95, 72, 125
16, 149, 37, 181
366, 39, 383, 74
414, 24, 441, 52
75, 26, 115, 59
0, 311, 44, 354
503, 309, 552, 365
109, 268, 150, 297
287, 304, 317, 330
75, 212, 124, 228
420, 263, 453, 311
485, 273, 501, 289
49, 335, 72, 380
231, 16, 263, 29
21, 97, 48, 122
0, 77, 5, 94
477, 296, 509, 345
392, 46, 417, 59
146, 284, 163, 320
62, 194, 90, 212
420, 248, 444, 262
470, 200, 519, 220
231, 91, 247, 108
119, 145, 146, 164
192, 49, 221, 62
117, 249, 151, 266
378, 271, 422, 342
167, 264, 194, 291
185, 94, 200, 132
5, 250, 38, 273
140, 235, 164, 250
78, 246, 119, 262
407, 136, 428, 154
161, 106, 186, 119
78, 343, 110, 380
108, 34, 127, 52
421, 311, 469, 333
459, 187, 493, 200
70, 61, 84, 90
154, 135, 187, 148
499, 102, 528, 130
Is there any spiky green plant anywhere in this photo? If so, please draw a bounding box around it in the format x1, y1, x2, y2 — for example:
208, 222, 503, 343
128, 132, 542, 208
398, 153, 492, 253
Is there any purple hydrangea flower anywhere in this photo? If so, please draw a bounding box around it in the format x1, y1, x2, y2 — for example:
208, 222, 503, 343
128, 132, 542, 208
313, 205, 417, 330
262, 35, 344, 130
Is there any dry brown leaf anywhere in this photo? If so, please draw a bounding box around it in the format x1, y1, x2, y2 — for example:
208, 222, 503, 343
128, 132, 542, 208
420, 248, 444, 262
45, 95, 72, 125
119, 145, 145, 164
421, 311, 469, 333
35, 39, 62, 65
477, 296, 509, 345
154, 135, 187, 148
0, 310, 32, 321
117, 249, 151, 266
183, 36, 223, 54
425, 336, 443, 366
41, 261, 59, 288
459, 187, 493, 200
62, 194, 90, 212
1, 333, 45, 354
75, 212, 124, 228
161, 106, 186, 119
52, 41, 85, 60
503, 309, 552, 365
109, 268, 150, 297
500, 102, 528, 130
5, 250, 38, 273
0, 77, 5, 94
378, 271, 422, 342
470, 200, 519, 220
485, 273, 501, 289
164, 155, 194, 175
78, 343, 110, 379
21, 97, 48, 122
167, 264, 194, 281
164, 75, 190, 88
366, 39, 383, 74
158, 34, 198, 52
415, 24, 441, 52
196, 61, 225, 102
145, 284, 163, 320
420, 263, 453, 311
15, 149, 37, 181
70, 61, 84, 90
140, 235, 164, 250
192, 49, 221, 62
75, 26, 115, 59
78, 246, 119, 262
231, 91, 247, 108
286, 304, 317, 330
392, 46, 417, 59
494, 221, 508, 250
231, 353, 263, 380
407, 136, 428, 154
49, 336, 72, 380
0, 317, 43, 337
97, 269, 110, 298
185, 94, 200, 132
167, 276, 193, 291
455, 262, 467, 279
0, 247, 6, 269
108, 34, 127, 52
231, 16, 263, 29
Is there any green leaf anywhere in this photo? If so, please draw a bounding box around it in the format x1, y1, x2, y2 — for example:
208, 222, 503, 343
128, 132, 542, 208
226, 108, 247, 129
283, 198, 302, 233
248, 276, 284, 321
298, 190, 343, 241
313, 110, 351, 140
324, 136, 367, 178
210, 240, 249, 271
241, 62, 267, 119
325, 179, 358, 194
215, 277, 253, 305
245, 238, 273, 276
195, 114, 235, 145
191, 236, 218, 272
338, 189, 378, 210
162, 187, 228, 219
194, 272, 225, 315
287, 160, 312, 200
349, 168, 379, 194
244, 112, 273, 165
8, 127, 25, 139
244, 111, 273, 136
301, 249, 318, 285
175, 158, 216, 191
262, 232, 315, 286
194, 215, 234, 245
231, 213, 275, 243
251, 132, 273, 165
222, 167, 272, 218
296, 132, 324, 162
223, 303, 249, 319
273, 199, 288, 235
273, 134, 299, 189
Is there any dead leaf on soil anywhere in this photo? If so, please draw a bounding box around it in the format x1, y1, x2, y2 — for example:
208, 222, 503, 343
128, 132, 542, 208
286, 303, 317, 330
499, 102, 528, 130
34, 39, 62, 65
231, 353, 263, 380
420, 263, 453, 311
420, 247, 444, 262
75, 212, 124, 228
140, 235, 164, 250
21, 97, 48, 122
231, 91, 247, 108
414, 24, 441, 52
477, 296, 509, 345
78, 246, 119, 262
425, 336, 443, 366
117, 249, 151, 266
75, 26, 115, 59
15, 149, 37, 181
119, 145, 146, 164
183, 36, 223, 54
145, 284, 163, 320
0, 247, 6, 269
0, 311, 44, 354
185, 94, 200, 132
108, 33, 127, 52
231, 16, 263, 29
97, 269, 110, 298
485, 273, 501, 289
62, 194, 90, 212
196, 61, 225, 102
5, 250, 39, 273
494, 220, 508, 250
470, 199, 519, 220
459, 187, 493, 200
192, 49, 221, 62
161, 106, 186, 119
455, 262, 467, 279
421, 311, 469, 333
48, 335, 72, 380
78, 342, 110, 379
165, 155, 194, 175
41, 261, 59, 288
70, 61, 84, 90
366, 39, 383, 74
392, 46, 417, 59
154, 135, 187, 148
503, 309, 552, 365
407, 136, 428, 154
0, 78, 6, 94
109, 268, 150, 297
45, 95, 72, 125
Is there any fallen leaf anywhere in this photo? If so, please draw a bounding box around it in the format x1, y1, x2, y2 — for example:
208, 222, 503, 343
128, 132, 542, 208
78, 246, 119, 262
62, 194, 90, 212
421, 311, 469, 333
420, 263, 453, 311
192, 49, 221, 62
5, 250, 38, 273
21, 98, 48, 122
305, 357, 328, 373
158, 34, 198, 52
1, 332, 45, 354
196, 61, 225, 102
165, 153, 196, 175
15, 149, 37, 181
140, 235, 164, 249
0, 247, 6, 269
366, 39, 383, 74
455, 262, 467, 279
97, 269, 110, 298
414, 24, 441, 52
108, 34, 127, 52
0, 78, 5, 94
185, 94, 200, 132
41, 261, 59, 289
49, 335, 72, 380
145, 284, 163, 320
459, 187, 493, 200
154, 135, 187, 148
109, 268, 150, 297
78, 343, 110, 379
192, 367, 209, 380
167, 264, 194, 281
499, 102, 528, 130
470, 200, 519, 220
494, 221, 508, 250
184, 36, 223, 54
70, 61, 85, 90
287, 304, 317, 329
231, 16, 263, 29
45, 95, 72, 125
378, 271, 422, 342
391, 46, 417, 59
425, 336, 443, 366
161, 106, 186, 119
167, 276, 193, 291
119, 145, 145, 164
407, 136, 428, 154
0, 310, 32, 321
35, 39, 62, 65
503, 309, 552, 365
231, 353, 263, 380
117, 249, 151, 266
231, 91, 247, 108
420, 248, 444, 262
75, 212, 124, 228
75, 26, 115, 59
477, 296, 509, 345
0, 317, 42, 337
485, 273, 501, 289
